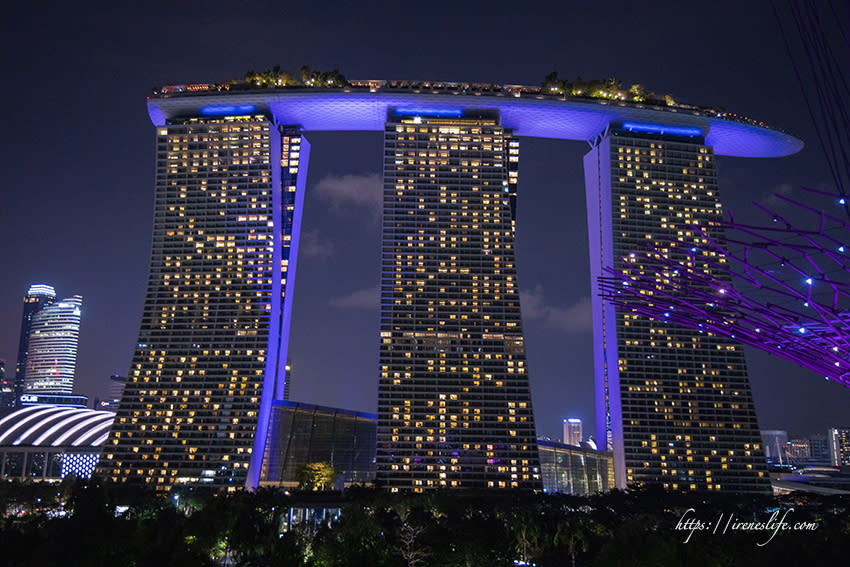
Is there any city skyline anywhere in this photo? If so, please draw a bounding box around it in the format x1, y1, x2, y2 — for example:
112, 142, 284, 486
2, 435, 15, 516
2, 2, 849, 446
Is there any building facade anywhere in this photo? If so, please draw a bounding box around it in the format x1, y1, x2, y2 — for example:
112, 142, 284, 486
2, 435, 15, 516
761, 430, 789, 465
98, 115, 308, 489
563, 418, 583, 446
0, 360, 10, 409
260, 401, 376, 489
23, 295, 83, 396
585, 124, 770, 492
538, 439, 613, 496
376, 109, 540, 491
788, 438, 811, 464
11, 285, 57, 407
829, 427, 850, 467
809, 434, 831, 465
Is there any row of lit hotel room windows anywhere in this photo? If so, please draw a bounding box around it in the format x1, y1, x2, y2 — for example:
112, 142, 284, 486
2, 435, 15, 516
615, 142, 710, 153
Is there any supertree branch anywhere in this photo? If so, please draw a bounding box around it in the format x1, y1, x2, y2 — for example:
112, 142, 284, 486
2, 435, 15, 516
600, 188, 850, 389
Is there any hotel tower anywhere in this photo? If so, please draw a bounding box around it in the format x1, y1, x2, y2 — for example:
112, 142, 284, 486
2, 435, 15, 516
376, 109, 540, 491
98, 114, 307, 489
585, 123, 769, 492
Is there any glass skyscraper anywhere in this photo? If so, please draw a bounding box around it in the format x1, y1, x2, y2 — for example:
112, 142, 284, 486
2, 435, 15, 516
10, 284, 56, 407
23, 295, 83, 396
376, 109, 540, 491
98, 115, 308, 489
585, 124, 769, 493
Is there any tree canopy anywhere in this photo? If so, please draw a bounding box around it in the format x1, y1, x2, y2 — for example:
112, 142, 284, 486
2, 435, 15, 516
242, 65, 348, 89
297, 461, 340, 491
0, 479, 847, 566
542, 71, 676, 106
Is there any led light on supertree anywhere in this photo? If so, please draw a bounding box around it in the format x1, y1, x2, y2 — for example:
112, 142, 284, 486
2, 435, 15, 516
600, 187, 850, 389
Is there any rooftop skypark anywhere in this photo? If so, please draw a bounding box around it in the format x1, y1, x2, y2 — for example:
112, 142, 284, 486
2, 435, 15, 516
150, 67, 774, 133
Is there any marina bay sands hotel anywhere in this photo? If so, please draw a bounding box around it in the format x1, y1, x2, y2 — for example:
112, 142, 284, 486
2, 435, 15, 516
98, 79, 802, 493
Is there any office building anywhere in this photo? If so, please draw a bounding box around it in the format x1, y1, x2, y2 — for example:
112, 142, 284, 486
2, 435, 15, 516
376, 108, 540, 491
761, 430, 789, 465
829, 428, 850, 467
94, 375, 127, 411
0, 360, 10, 409
108, 374, 127, 401
563, 418, 583, 446
538, 439, 613, 496
809, 434, 830, 465
585, 123, 770, 492
23, 295, 83, 396
11, 285, 56, 407
787, 438, 811, 463
98, 117, 308, 489
260, 401, 376, 488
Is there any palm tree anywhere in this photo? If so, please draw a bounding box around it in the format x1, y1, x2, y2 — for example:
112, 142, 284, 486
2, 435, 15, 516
555, 516, 594, 567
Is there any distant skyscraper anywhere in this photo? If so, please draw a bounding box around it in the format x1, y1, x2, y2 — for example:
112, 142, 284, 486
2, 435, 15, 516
829, 428, 850, 467
376, 108, 540, 491
100, 374, 128, 410
585, 124, 769, 492
761, 430, 789, 465
99, 117, 307, 489
12, 285, 56, 406
283, 360, 291, 401
0, 360, 10, 408
809, 434, 830, 464
787, 438, 811, 464
563, 418, 583, 446
23, 294, 82, 396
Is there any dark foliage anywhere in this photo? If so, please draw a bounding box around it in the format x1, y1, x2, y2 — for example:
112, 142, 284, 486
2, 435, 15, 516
1, 479, 848, 566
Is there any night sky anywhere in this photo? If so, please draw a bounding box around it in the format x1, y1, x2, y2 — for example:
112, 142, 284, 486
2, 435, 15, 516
1, 1, 847, 441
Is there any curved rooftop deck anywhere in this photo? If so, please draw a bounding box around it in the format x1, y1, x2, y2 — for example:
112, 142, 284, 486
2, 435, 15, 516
148, 82, 802, 158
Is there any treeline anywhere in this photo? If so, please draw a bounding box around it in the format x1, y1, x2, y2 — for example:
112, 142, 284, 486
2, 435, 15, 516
1, 479, 849, 566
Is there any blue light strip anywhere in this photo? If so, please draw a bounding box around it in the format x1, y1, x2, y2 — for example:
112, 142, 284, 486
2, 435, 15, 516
245, 130, 311, 491
394, 107, 464, 118
621, 121, 703, 137
200, 104, 257, 116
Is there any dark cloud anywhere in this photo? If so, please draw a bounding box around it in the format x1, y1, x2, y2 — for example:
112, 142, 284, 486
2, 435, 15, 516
329, 285, 380, 309
314, 173, 382, 221
299, 229, 335, 260
520, 285, 593, 333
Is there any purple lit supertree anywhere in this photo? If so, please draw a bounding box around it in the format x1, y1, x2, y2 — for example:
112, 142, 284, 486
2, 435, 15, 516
600, 187, 850, 389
